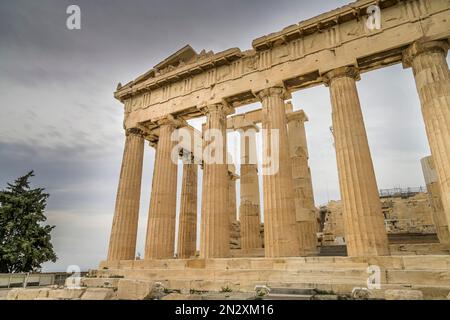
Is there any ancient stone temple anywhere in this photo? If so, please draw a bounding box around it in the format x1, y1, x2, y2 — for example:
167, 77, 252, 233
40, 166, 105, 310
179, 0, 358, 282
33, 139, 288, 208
97, 0, 450, 300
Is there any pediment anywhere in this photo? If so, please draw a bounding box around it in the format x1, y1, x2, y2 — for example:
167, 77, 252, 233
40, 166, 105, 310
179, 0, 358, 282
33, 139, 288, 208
153, 45, 198, 70
129, 45, 216, 86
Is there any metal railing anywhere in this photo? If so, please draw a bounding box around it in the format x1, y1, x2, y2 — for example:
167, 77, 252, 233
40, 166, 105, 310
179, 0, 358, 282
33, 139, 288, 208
379, 186, 427, 198
0, 273, 71, 289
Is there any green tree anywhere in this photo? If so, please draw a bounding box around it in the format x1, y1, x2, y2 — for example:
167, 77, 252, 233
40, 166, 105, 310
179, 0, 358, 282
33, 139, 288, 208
0, 171, 57, 273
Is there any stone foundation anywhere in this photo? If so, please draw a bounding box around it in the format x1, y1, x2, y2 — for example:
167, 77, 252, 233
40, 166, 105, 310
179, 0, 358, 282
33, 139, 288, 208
89, 255, 450, 300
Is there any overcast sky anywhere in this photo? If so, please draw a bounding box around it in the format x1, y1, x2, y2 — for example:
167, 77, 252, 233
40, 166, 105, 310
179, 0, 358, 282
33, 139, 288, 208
1, 0, 447, 272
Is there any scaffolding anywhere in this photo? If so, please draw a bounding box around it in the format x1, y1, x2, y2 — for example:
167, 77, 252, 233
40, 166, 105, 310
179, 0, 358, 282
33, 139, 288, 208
379, 186, 427, 199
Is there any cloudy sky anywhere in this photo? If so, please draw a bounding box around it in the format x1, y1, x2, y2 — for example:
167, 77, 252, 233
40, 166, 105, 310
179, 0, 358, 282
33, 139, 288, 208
1, 0, 447, 272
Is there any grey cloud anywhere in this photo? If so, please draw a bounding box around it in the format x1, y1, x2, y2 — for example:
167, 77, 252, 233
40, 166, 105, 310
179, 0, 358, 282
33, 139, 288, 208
0, 0, 445, 270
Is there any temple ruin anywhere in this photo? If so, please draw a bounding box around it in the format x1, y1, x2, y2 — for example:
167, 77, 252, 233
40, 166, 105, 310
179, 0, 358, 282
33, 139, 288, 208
96, 0, 450, 299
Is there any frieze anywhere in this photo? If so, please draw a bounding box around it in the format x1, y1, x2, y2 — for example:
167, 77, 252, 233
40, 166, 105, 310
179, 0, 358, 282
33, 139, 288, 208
115, 0, 450, 128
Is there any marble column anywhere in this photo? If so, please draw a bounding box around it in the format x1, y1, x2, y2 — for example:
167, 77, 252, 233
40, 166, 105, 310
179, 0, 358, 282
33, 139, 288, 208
286, 107, 318, 255
177, 151, 198, 259
145, 118, 178, 259
403, 40, 450, 236
258, 87, 300, 257
421, 156, 450, 246
108, 129, 145, 261
324, 67, 389, 257
200, 103, 231, 258
228, 172, 238, 224
239, 125, 262, 249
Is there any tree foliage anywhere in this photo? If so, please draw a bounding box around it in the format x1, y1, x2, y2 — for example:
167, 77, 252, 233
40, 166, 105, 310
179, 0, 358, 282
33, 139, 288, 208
0, 171, 57, 273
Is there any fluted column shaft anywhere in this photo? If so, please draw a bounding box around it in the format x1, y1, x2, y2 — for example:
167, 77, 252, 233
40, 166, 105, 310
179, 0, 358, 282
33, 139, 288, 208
228, 173, 238, 224
421, 156, 450, 245
239, 126, 262, 249
200, 104, 230, 258
404, 41, 450, 235
258, 87, 300, 257
287, 109, 318, 255
145, 120, 178, 259
177, 153, 198, 259
325, 67, 389, 257
108, 129, 145, 261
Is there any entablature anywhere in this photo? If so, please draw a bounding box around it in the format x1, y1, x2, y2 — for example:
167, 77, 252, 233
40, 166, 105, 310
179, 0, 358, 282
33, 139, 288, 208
116, 0, 450, 130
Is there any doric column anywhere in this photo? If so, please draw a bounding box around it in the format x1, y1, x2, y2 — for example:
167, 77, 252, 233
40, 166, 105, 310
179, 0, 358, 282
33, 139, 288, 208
324, 67, 389, 257
145, 117, 179, 259
228, 171, 238, 224
238, 125, 262, 249
200, 103, 232, 258
286, 107, 318, 255
421, 156, 450, 246
403, 40, 450, 236
177, 151, 198, 259
107, 128, 145, 261
257, 87, 300, 257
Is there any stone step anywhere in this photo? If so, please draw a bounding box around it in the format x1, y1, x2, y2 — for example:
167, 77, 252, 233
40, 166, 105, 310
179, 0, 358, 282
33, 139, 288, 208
230, 249, 265, 258
268, 287, 317, 295
386, 269, 450, 286
263, 281, 450, 299
100, 268, 371, 283
264, 281, 359, 296
396, 255, 450, 270
342, 255, 450, 270
389, 243, 450, 256
107, 275, 450, 300
82, 277, 121, 288
99, 255, 450, 272
126, 262, 370, 271
113, 277, 367, 299
95, 267, 450, 296
97, 267, 450, 286
100, 257, 372, 271
93, 255, 450, 300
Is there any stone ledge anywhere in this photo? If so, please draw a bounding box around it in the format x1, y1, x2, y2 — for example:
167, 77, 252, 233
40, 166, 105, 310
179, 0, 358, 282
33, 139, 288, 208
385, 289, 424, 300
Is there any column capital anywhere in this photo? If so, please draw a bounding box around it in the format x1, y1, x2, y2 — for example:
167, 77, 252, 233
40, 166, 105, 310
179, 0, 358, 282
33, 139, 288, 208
235, 123, 260, 133
146, 115, 185, 148
156, 114, 185, 129
197, 102, 234, 117
256, 86, 291, 101
125, 127, 145, 138
402, 40, 449, 68
322, 66, 360, 86
147, 134, 159, 148
287, 110, 308, 123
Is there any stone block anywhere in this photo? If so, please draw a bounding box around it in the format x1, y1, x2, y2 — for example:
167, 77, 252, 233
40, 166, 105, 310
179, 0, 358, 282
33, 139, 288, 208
80, 288, 116, 300
385, 289, 423, 300
0, 289, 10, 300
81, 277, 120, 288
6, 288, 21, 300
14, 288, 51, 300
117, 279, 153, 300
401, 255, 450, 270
48, 288, 85, 299
386, 270, 450, 285
146, 282, 167, 300
351, 287, 372, 300
187, 259, 205, 269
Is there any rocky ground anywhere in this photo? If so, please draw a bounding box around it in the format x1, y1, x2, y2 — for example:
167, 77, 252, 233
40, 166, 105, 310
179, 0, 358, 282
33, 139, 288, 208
4, 284, 450, 300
